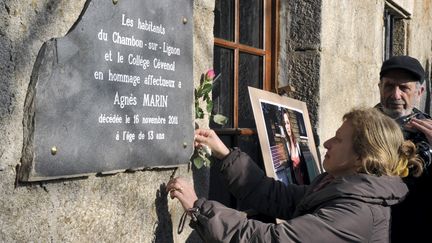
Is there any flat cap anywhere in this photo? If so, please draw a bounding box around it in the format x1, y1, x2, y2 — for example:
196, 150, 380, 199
380, 55, 425, 83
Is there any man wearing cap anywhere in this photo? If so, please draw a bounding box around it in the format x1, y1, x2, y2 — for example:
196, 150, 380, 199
376, 55, 432, 243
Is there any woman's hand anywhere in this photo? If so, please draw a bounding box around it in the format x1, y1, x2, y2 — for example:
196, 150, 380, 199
166, 177, 198, 210
194, 129, 230, 160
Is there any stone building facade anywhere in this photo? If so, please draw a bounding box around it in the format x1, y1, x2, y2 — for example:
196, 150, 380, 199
1, 0, 431, 242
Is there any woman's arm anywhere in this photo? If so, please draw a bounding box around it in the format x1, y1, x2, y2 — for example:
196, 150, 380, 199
190, 198, 374, 243
220, 148, 308, 219
194, 128, 308, 218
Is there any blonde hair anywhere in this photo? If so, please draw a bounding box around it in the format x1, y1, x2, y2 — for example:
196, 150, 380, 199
343, 108, 423, 177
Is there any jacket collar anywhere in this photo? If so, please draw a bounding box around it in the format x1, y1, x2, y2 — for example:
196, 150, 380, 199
294, 172, 408, 216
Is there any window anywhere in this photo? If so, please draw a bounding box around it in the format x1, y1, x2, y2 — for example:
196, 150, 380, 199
212, 0, 276, 159
209, 0, 277, 216
383, 1, 410, 60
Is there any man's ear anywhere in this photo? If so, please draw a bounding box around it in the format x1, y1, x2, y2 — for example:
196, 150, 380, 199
418, 85, 425, 96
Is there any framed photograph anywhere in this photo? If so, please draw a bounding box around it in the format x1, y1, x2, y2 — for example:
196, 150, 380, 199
249, 87, 322, 186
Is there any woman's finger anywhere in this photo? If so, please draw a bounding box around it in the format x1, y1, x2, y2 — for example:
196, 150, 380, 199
169, 187, 184, 199
166, 177, 198, 209
166, 177, 187, 194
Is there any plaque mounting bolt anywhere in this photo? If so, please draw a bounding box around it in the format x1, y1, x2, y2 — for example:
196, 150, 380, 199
112, 0, 118, 5
183, 142, 188, 148
182, 17, 188, 24
51, 146, 58, 156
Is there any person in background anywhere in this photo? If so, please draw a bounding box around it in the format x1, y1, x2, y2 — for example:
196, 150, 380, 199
167, 108, 422, 242
280, 109, 309, 185
376, 55, 432, 243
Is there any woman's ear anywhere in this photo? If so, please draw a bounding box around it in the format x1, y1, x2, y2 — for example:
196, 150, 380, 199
354, 157, 364, 172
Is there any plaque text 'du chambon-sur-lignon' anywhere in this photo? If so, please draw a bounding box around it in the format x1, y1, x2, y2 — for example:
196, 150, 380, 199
21, 0, 194, 181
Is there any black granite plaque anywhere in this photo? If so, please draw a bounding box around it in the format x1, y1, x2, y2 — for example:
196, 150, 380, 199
20, 0, 194, 181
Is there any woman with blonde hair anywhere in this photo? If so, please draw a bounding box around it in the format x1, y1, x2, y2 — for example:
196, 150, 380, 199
343, 108, 422, 178
167, 108, 422, 242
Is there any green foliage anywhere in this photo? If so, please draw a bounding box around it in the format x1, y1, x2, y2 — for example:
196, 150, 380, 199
192, 147, 211, 169
213, 114, 228, 125
191, 70, 228, 168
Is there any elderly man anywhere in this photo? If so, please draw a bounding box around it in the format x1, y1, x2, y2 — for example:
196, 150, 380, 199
376, 55, 432, 243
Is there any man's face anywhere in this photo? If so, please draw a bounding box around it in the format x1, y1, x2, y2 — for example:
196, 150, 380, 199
379, 69, 424, 119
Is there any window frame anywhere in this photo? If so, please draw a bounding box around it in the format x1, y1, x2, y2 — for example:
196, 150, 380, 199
383, 1, 410, 60
213, 0, 278, 134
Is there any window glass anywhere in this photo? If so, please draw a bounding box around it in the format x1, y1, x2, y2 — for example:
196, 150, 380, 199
238, 52, 263, 128
239, 0, 263, 48
384, 9, 394, 60
214, 0, 235, 41
212, 46, 234, 128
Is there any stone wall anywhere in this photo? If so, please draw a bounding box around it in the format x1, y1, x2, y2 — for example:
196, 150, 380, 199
408, 0, 432, 114
278, 0, 322, 129
0, 0, 214, 242
318, 1, 383, 152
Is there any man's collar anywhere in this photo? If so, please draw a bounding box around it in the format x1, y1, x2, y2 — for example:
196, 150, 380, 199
374, 103, 431, 123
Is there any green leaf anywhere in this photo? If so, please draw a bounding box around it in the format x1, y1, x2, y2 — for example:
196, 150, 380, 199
195, 86, 203, 98
201, 83, 213, 96
203, 157, 211, 167
213, 114, 228, 125
193, 156, 204, 169
203, 93, 210, 102
200, 74, 205, 85
192, 151, 212, 168
196, 107, 204, 119
206, 100, 213, 113
197, 146, 211, 157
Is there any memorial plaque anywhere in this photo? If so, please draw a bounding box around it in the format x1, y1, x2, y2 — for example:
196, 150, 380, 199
20, 0, 194, 181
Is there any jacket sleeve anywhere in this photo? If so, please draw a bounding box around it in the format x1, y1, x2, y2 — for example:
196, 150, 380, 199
219, 148, 308, 219
190, 198, 374, 243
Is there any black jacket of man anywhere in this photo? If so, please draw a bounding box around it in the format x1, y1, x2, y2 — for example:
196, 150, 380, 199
375, 104, 432, 243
